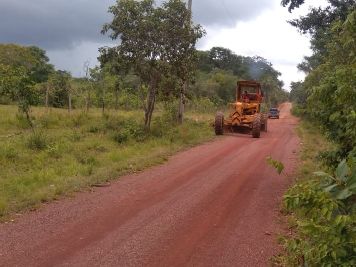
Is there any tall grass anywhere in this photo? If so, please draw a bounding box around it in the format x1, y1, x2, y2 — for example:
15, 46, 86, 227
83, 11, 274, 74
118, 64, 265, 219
0, 105, 214, 218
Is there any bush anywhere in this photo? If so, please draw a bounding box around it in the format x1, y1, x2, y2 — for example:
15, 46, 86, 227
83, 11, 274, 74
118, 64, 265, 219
291, 104, 307, 117
112, 130, 130, 144
188, 97, 216, 113
0, 144, 18, 160
26, 131, 48, 150
282, 158, 356, 266
104, 115, 123, 131
112, 121, 146, 144
71, 113, 90, 127
36, 114, 62, 129
68, 130, 82, 142
15, 113, 32, 129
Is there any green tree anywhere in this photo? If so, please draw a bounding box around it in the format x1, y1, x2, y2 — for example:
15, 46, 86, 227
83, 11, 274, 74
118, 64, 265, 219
48, 70, 72, 110
89, 66, 106, 114
0, 44, 54, 122
286, 1, 355, 70
0, 64, 35, 125
284, 1, 356, 157
160, 0, 205, 123
289, 81, 307, 106
101, 0, 204, 129
0, 44, 54, 84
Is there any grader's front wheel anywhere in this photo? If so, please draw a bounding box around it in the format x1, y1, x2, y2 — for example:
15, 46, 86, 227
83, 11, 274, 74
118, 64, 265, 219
215, 112, 224, 135
252, 115, 261, 138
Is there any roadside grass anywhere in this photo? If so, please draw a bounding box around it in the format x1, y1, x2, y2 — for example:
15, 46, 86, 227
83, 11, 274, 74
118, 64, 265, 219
0, 105, 215, 218
273, 120, 341, 266
294, 120, 335, 179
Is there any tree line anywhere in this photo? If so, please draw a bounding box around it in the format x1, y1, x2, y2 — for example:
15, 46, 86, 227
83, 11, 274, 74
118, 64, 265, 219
283, 1, 356, 266
0, 0, 288, 130
288, 0, 356, 160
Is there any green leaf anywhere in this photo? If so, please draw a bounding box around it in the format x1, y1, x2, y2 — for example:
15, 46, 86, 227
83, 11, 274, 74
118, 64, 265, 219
314, 171, 334, 180
266, 156, 284, 175
335, 188, 353, 200
335, 159, 349, 182
323, 184, 338, 193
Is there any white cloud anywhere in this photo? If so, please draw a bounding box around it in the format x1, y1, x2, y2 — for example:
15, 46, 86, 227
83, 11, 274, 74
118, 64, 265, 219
199, 0, 328, 90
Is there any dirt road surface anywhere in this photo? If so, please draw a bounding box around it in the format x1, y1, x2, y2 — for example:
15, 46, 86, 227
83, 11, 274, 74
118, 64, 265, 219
0, 103, 299, 267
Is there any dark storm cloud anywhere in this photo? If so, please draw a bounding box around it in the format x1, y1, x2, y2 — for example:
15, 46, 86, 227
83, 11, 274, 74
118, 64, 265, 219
0, 0, 115, 49
0, 0, 273, 50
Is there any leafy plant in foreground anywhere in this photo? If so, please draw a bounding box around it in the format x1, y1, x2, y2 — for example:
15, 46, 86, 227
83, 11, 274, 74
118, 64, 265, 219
266, 156, 285, 174
282, 158, 356, 266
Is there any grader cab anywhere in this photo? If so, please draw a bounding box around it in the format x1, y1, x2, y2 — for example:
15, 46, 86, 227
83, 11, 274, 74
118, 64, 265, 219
214, 80, 267, 138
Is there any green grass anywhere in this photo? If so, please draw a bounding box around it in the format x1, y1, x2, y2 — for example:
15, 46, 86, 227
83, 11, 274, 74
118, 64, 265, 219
294, 120, 335, 179
0, 105, 215, 218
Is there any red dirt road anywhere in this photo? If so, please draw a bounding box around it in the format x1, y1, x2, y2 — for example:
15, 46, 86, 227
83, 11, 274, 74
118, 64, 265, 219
0, 103, 299, 267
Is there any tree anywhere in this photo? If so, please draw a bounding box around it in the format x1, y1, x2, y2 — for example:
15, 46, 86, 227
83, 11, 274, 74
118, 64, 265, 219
0, 44, 54, 84
281, 0, 305, 12
289, 81, 307, 106
284, 0, 356, 157
0, 44, 54, 122
0, 64, 34, 125
159, 0, 205, 123
83, 60, 92, 112
285, 1, 355, 70
89, 66, 106, 114
101, 0, 204, 129
48, 70, 72, 110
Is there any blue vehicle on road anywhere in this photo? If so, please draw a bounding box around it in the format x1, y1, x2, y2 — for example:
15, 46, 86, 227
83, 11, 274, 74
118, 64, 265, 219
268, 108, 280, 119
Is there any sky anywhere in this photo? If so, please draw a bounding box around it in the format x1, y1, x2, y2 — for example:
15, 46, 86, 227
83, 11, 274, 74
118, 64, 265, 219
0, 0, 327, 90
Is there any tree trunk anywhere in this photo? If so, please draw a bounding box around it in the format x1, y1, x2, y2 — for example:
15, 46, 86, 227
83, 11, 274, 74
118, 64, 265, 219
86, 87, 90, 113
68, 90, 72, 114
45, 84, 49, 112
102, 87, 105, 115
114, 89, 119, 110
144, 75, 158, 130
178, 81, 187, 124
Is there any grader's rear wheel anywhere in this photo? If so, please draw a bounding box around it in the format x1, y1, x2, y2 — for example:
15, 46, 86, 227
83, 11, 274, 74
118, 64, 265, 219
252, 114, 261, 138
215, 112, 224, 135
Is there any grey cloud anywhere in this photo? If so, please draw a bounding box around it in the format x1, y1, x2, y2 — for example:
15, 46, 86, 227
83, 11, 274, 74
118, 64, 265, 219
191, 0, 273, 27
0, 0, 115, 50
0, 0, 273, 50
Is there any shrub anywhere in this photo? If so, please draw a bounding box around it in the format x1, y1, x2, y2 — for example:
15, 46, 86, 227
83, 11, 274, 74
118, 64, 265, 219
68, 130, 82, 142
291, 103, 308, 117
112, 130, 130, 144
0, 144, 18, 160
15, 113, 32, 129
188, 97, 216, 113
36, 114, 62, 129
87, 125, 102, 133
104, 115, 122, 131
26, 131, 48, 150
282, 158, 356, 266
71, 113, 90, 127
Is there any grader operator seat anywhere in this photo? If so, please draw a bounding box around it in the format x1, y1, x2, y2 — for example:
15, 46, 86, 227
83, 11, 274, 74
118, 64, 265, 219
236, 81, 262, 103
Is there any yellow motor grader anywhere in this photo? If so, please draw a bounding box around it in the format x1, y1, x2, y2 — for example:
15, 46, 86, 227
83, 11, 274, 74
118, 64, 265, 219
214, 80, 267, 138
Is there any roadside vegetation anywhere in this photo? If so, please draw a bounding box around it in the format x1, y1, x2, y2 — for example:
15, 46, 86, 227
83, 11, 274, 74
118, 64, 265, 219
279, 1, 356, 265
0, 1, 287, 218
275, 121, 356, 266
0, 104, 214, 217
